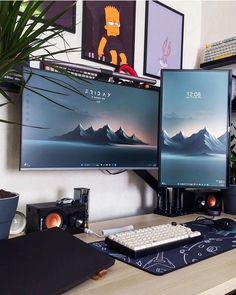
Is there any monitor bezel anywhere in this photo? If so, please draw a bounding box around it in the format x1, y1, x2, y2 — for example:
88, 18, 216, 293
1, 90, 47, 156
19, 67, 160, 171
158, 69, 232, 189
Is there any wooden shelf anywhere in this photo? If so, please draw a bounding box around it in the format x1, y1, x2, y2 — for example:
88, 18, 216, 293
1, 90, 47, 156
232, 98, 236, 111
200, 55, 236, 69
0, 74, 21, 93
0, 81, 20, 92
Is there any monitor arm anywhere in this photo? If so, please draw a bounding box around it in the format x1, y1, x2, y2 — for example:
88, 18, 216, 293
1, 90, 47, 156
133, 170, 186, 217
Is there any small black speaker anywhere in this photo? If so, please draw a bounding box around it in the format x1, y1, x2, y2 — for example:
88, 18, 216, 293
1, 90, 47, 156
223, 186, 236, 214
183, 190, 222, 216
26, 202, 88, 234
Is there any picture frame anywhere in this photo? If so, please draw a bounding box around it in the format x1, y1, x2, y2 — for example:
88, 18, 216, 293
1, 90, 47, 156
143, 0, 184, 79
232, 75, 236, 111
232, 75, 236, 100
231, 75, 236, 156
20, 1, 76, 33
82, 1, 136, 67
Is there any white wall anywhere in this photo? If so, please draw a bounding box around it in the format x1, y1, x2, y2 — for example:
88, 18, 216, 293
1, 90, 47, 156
201, 1, 236, 46
0, 0, 202, 222
200, 1, 236, 72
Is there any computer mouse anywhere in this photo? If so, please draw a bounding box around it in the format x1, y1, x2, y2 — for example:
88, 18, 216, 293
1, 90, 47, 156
213, 218, 236, 231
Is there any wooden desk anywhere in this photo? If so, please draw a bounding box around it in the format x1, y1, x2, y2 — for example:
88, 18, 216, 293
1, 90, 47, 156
65, 213, 236, 295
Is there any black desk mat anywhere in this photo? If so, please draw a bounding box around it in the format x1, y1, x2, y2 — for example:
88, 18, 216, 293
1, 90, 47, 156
91, 220, 236, 275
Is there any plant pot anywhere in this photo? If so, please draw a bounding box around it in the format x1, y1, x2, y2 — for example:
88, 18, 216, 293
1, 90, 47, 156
222, 185, 236, 215
0, 191, 19, 240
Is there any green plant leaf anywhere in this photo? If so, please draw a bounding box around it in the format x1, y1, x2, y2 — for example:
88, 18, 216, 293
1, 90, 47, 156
0, 1, 78, 75
0, 0, 80, 124
0, 102, 10, 107
24, 85, 74, 111
0, 88, 14, 103
0, 118, 48, 129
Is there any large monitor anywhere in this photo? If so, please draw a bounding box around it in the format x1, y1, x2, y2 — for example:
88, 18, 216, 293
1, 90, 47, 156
20, 68, 159, 170
159, 69, 231, 189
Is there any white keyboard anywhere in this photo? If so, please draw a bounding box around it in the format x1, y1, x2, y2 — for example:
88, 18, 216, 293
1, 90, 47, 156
105, 223, 203, 258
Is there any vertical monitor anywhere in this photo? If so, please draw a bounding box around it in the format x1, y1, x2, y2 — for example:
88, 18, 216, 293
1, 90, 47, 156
159, 69, 231, 188
20, 67, 159, 170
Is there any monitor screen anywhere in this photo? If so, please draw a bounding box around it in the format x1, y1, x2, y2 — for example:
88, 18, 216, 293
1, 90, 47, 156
20, 68, 159, 170
159, 69, 231, 188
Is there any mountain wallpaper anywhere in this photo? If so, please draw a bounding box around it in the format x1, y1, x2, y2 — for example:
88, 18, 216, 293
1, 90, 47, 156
51, 123, 146, 145
21, 68, 158, 169
161, 127, 226, 155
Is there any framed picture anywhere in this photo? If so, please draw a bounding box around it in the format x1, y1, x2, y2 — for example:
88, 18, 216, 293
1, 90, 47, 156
82, 1, 136, 67
20, 1, 76, 33
232, 75, 236, 100
143, 0, 184, 79
231, 75, 236, 153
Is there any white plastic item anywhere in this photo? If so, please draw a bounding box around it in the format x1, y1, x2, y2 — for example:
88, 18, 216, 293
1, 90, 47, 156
10, 211, 26, 235
102, 225, 134, 237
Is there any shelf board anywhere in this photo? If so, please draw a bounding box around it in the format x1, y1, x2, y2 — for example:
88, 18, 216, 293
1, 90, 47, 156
232, 98, 236, 111
0, 81, 20, 93
200, 55, 236, 69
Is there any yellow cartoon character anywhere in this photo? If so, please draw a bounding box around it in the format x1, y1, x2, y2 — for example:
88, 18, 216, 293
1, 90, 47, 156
98, 6, 127, 65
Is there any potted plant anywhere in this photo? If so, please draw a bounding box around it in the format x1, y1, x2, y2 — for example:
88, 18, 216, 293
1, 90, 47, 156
0, 189, 19, 240
0, 0, 78, 124
0, 1, 78, 238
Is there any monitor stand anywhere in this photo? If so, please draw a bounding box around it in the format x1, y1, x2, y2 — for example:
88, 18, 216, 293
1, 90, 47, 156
171, 188, 186, 216
154, 188, 187, 217
133, 170, 187, 217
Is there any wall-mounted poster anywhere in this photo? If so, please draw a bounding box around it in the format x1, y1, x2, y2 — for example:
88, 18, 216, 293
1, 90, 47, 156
232, 75, 236, 100
143, 0, 184, 79
20, 1, 76, 33
82, 1, 136, 67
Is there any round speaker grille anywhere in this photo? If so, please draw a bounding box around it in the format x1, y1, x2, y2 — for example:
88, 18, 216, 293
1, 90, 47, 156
45, 213, 63, 229
10, 211, 26, 235
207, 195, 217, 207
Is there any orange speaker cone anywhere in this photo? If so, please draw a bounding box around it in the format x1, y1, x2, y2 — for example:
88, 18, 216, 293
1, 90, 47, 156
45, 213, 63, 229
207, 195, 217, 207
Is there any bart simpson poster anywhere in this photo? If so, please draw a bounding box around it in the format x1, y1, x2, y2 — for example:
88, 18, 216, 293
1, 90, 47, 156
82, 1, 136, 67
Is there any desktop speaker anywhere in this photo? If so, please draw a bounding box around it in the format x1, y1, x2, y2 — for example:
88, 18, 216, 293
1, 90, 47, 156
222, 185, 236, 214
182, 190, 222, 216
26, 202, 88, 234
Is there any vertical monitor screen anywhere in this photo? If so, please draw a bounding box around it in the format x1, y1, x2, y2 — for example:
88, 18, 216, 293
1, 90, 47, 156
20, 68, 159, 170
159, 70, 231, 188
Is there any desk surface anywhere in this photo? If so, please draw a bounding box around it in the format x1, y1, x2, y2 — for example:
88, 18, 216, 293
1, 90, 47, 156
65, 213, 236, 295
